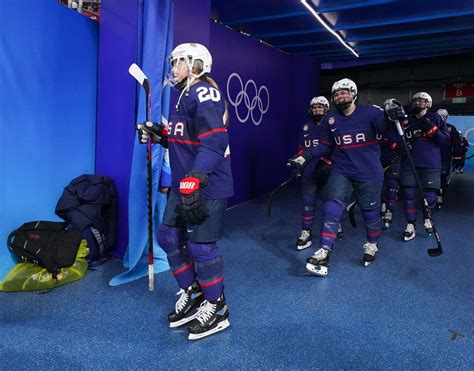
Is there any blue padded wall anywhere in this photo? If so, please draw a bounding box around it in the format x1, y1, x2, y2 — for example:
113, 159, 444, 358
0, 1, 98, 280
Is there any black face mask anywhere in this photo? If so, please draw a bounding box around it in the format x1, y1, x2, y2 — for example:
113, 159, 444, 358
335, 101, 351, 111
312, 113, 324, 122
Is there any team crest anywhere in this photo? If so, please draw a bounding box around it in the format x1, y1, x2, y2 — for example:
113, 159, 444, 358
303, 125, 309, 131
329, 117, 335, 125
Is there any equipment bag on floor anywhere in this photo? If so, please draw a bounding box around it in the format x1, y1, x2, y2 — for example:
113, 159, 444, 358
0, 240, 89, 292
7, 221, 82, 278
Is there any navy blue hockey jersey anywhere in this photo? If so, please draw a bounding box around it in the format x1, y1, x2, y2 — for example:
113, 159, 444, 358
401, 111, 448, 169
168, 81, 234, 199
307, 105, 386, 181
298, 119, 329, 175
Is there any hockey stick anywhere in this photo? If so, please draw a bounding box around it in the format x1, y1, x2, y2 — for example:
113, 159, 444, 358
393, 119, 443, 257
346, 201, 357, 228
268, 170, 300, 218
129, 63, 155, 290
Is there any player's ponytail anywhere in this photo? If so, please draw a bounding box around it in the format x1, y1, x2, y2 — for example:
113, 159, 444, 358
203, 74, 230, 128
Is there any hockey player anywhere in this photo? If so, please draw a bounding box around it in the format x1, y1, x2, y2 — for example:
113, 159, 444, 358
396, 92, 449, 241
379, 120, 401, 230
139, 43, 233, 340
435, 109, 463, 209
289, 78, 393, 275
454, 132, 470, 174
294, 96, 342, 250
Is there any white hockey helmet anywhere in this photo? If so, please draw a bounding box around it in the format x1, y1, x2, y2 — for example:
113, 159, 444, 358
412, 92, 432, 108
168, 43, 212, 77
436, 108, 448, 122
310, 96, 330, 112
331, 78, 357, 98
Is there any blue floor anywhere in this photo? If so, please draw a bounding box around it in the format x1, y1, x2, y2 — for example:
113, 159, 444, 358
1, 174, 473, 369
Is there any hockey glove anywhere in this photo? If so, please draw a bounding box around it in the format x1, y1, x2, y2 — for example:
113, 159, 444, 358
421, 117, 439, 138
288, 151, 312, 172
137, 121, 169, 148
384, 99, 406, 121
178, 172, 209, 226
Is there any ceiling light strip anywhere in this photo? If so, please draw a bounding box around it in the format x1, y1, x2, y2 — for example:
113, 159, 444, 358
300, 0, 359, 58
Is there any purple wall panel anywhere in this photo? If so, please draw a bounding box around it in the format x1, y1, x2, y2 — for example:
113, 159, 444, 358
96, 0, 138, 257
173, 0, 210, 46
209, 22, 321, 205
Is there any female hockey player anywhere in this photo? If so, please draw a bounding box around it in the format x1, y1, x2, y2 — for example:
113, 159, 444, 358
396, 93, 448, 241
289, 78, 397, 276
293, 96, 342, 250
435, 109, 462, 209
139, 43, 233, 340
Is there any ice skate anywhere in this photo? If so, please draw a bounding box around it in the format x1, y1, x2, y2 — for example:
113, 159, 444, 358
168, 282, 204, 328
188, 293, 230, 340
306, 248, 331, 276
296, 229, 312, 251
403, 223, 416, 241
363, 242, 378, 266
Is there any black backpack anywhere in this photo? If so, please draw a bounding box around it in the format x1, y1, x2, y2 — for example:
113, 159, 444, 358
7, 221, 82, 278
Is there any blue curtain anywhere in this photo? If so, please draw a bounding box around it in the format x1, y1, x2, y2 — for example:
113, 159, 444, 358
0, 1, 98, 282
109, 0, 174, 286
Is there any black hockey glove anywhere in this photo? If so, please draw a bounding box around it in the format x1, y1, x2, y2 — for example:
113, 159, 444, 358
384, 99, 406, 121
137, 121, 169, 148
178, 172, 209, 226
420, 117, 439, 138
288, 151, 312, 172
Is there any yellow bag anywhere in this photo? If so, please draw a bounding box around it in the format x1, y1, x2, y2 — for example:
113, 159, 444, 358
0, 240, 89, 292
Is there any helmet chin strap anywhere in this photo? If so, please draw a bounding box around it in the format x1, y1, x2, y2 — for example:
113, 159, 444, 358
175, 72, 202, 111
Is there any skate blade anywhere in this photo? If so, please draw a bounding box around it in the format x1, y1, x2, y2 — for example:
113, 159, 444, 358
364, 261, 372, 267
296, 241, 312, 251
169, 311, 200, 328
306, 263, 328, 276
188, 319, 230, 340
403, 235, 416, 242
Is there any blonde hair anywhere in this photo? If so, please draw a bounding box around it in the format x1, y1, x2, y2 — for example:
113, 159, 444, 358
203, 74, 229, 128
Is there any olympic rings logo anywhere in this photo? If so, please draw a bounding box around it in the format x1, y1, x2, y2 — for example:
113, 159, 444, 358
465, 127, 474, 146
226, 72, 270, 126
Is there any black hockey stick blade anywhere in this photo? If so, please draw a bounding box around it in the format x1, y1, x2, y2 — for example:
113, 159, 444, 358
268, 174, 297, 218
427, 233, 443, 257
346, 201, 357, 228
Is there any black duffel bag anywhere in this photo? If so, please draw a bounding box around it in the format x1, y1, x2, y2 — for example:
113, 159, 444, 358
7, 221, 82, 278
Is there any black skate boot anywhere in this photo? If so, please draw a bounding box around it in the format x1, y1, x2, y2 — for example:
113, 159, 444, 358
337, 224, 344, 240
382, 210, 393, 230
363, 242, 378, 267
296, 229, 312, 251
403, 223, 416, 241
168, 282, 204, 328
306, 248, 331, 276
424, 218, 433, 235
188, 293, 230, 340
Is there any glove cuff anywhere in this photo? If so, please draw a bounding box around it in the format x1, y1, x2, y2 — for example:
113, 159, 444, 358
179, 172, 208, 195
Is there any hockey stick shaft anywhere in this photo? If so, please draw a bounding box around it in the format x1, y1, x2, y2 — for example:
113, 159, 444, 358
129, 63, 155, 290
394, 120, 443, 257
